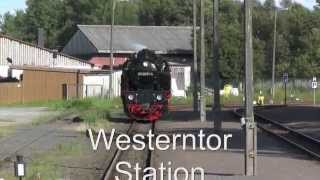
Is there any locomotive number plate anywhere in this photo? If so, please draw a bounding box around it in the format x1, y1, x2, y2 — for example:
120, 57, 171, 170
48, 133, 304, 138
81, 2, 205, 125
138, 72, 154, 76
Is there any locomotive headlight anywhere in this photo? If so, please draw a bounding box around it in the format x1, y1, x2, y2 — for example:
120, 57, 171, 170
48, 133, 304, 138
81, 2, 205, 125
156, 94, 163, 101
143, 61, 149, 67
128, 94, 135, 101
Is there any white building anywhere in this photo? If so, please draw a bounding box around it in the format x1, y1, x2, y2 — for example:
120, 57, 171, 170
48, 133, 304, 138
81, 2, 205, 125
0, 34, 94, 79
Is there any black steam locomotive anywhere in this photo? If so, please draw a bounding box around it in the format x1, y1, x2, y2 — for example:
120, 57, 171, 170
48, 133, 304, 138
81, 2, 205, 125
121, 49, 171, 121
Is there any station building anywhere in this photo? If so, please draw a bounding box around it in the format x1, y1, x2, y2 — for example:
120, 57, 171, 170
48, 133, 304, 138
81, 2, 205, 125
62, 25, 193, 97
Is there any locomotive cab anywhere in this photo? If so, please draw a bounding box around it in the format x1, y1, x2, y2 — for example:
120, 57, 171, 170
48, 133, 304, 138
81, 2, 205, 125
121, 49, 171, 121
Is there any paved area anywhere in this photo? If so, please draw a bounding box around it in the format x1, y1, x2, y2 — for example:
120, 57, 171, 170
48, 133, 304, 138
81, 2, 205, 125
257, 106, 320, 140
0, 107, 58, 125
152, 110, 320, 180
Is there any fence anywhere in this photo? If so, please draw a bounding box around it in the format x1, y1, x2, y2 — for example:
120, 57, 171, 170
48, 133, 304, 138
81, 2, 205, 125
63, 84, 104, 100
0, 82, 22, 104
255, 79, 314, 90
0, 67, 85, 105
203, 79, 320, 105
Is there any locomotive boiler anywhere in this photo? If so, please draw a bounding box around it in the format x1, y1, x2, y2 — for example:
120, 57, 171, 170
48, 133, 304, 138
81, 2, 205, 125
121, 49, 171, 121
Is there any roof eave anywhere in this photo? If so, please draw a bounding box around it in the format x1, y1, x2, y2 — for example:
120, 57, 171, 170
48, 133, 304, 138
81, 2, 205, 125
98, 50, 193, 55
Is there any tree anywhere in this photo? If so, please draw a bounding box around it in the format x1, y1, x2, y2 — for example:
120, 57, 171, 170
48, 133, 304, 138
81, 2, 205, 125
23, 0, 65, 47
1, 11, 28, 41
138, 0, 193, 26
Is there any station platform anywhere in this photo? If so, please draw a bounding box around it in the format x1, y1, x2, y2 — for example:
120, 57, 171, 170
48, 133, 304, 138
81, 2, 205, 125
152, 109, 320, 180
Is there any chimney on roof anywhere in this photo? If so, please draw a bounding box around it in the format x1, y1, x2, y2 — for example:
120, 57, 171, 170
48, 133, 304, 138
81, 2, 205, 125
37, 28, 45, 48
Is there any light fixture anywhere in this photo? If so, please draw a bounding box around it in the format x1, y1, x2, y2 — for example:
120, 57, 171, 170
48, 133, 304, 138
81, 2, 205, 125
6, 57, 13, 64
143, 62, 149, 67
128, 94, 135, 101
156, 94, 163, 101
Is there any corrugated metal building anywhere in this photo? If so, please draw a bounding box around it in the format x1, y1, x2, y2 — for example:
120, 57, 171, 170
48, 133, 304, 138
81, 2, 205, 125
0, 34, 94, 79
63, 25, 193, 56
63, 25, 193, 97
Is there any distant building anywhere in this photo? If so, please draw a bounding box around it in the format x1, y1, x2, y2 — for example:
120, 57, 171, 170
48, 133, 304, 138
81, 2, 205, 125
63, 25, 193, 96
0, 34, 94, 80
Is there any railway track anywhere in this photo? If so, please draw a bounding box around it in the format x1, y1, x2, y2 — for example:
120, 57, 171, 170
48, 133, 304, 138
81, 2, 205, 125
101, 121, 155, 180
234, 108, 320, 160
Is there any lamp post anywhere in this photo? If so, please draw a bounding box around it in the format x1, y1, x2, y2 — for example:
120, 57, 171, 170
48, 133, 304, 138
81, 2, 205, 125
192, 0, 199, 112
213, 0, 221, 132
271, 7, 288, 104
200, 0, 206, 122
109, 0, 116, 98
271, 8, 277, 104
109, 0, 128, 98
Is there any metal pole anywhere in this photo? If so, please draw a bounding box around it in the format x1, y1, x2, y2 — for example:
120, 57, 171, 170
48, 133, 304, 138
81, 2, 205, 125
244, 0, 257, 176
271, 8, 277, 103
314, 88, 316, 105
76, 70, 80, 99
109, 0, 116, 98
193, 0, 199, 112
213, 0, 221, 131
284, 82, 287, 105
200, 0, 206, 122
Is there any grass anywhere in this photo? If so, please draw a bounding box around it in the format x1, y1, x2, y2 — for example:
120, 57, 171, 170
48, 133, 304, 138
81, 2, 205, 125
0, 126, 16, 138
47, 98, 123, 130
0, 142, 85, 180
31, 111, 71, 126
52, 98, 123, 130
0, 98, 123, 135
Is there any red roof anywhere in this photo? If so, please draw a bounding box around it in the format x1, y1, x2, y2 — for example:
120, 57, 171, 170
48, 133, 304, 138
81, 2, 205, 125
89, 57, 127, 69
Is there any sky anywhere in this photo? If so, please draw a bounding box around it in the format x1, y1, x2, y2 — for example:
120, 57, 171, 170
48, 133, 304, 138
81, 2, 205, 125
261, 0, 317, 9
0, 0, 26, 15
0, 0, 318, 16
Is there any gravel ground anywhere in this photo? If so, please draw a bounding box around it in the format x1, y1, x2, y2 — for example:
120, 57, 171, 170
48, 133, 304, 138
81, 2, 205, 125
257, 106, 320, 140
0, 107, 58, 125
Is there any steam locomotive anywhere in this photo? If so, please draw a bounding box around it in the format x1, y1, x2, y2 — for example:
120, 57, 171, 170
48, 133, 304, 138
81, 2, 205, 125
121, 49, 171, 122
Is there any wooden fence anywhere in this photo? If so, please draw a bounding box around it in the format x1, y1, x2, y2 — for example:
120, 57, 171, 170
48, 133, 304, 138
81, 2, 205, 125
0, 83, 22, 105
0, 67, 84, 105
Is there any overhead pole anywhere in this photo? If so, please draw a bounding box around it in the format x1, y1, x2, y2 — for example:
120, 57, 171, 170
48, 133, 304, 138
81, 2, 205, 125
193, 0, 199, 112
244, 0, 257, 176
213, 0, 221, 132
271, 8, 278, 104
109, 0, 116, 99
200, 0, 206, 122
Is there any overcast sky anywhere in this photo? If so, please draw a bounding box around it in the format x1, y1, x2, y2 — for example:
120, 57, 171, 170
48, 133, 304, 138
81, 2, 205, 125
0, 0, 318, 16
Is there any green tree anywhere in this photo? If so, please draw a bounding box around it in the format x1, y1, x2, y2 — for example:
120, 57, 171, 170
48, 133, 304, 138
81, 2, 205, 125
138, 0, 193, 26
1, 11, 28, 41
23, 0, 65, 47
